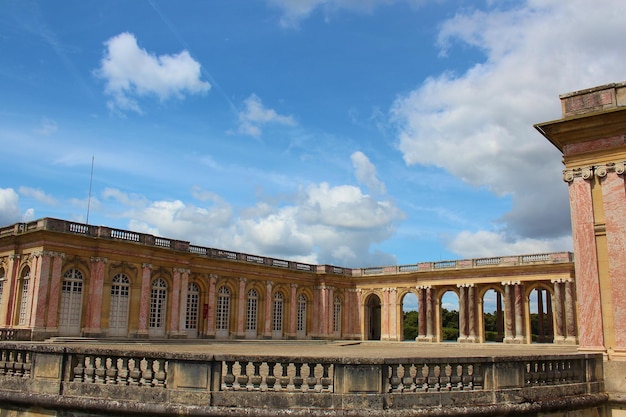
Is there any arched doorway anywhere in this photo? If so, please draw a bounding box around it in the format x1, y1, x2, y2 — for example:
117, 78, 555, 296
482, 288, 504, 342
529, 287, 554, 343
365, 294, 381, 340
439, 290, 459, 342
401, 292, 419, 341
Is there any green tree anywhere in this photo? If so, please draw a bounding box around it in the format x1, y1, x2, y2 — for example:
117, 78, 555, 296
403, 310, 419, 340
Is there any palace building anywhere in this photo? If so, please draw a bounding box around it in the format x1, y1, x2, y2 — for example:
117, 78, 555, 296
0, 217, 576, 344
1, 81, 626, 416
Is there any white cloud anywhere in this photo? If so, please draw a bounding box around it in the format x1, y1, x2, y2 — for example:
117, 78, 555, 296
237, 94, 296, 137
35, 117, 58, 135
95, 32, 210, 113
447, 230, 573, 259
18, 186, 57, 206
391, 0, 626, 257
267, 0, 425, 27
351, 151, 386, 194
97, 173, 404, 267
0, 188, 22, 225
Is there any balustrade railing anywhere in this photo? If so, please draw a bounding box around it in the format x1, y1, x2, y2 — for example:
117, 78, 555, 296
0, 349, 32, 377
0, 344, 603, 415
387, 362, 483, 392
71, 353, 167, 387
221, 360, 333, 392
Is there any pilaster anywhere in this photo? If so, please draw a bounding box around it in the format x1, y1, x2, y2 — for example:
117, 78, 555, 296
83, 257, 107, 337
137, 263, 152, 338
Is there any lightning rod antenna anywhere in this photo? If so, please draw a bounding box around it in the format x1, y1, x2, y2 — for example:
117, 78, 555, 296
86, 155, 94, 225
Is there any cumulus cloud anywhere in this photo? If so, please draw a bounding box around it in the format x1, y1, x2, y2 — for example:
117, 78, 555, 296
391, 0, 626, 257
18, 187, 57, 206
447, 230, 573, 259
95, 32, 210, 113
237, 94, 296, 137
0, 188, 22, 226
351, 151, 386, 194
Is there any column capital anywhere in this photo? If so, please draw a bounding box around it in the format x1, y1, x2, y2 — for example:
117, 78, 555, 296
417, 285, 432, 290
456, 283, 475, 288
173, 267, 190, 274
501, 280, 521, 286
90, 257, 108, 263
563, 166, 594, 182
290, 283, 298, 288
9, 254, 21, 260
141, 263, 153, 270
266, 280, 274, 288
239, 277, 247, 283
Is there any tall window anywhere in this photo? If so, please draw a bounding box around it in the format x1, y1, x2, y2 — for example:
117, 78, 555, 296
272, 292, 283, 333
149, 278, 168, 335
216, 286, 230, 332
186, 282, 200, 331
59, 268, 83, 335
109, 274, 130, 337
246, 289, 258, 333
18, 267, 31, 326
297, 294, 307, 335
333, 296, 341, 334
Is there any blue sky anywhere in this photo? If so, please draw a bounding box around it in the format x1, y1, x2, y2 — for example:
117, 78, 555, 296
1, 0, 626, 269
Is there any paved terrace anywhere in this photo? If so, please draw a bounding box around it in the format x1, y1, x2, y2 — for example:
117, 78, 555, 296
41, 338, 579, 357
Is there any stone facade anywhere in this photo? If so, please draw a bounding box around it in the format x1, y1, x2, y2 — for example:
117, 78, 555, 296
0, 218, 575, 345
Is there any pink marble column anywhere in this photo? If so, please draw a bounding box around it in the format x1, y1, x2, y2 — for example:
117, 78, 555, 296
514, 283, 524, 342
168, 269, 182, 336
503, 283, 514, 342
564, 280, 577, 343
137, 263, 152, 338
0, 255, 19, 326
552, 280, 565, 342
84, 257, 107, 336
389, 288, 398, 341
381, 288, 390, 341
327, 287, 335, 336
457, 285, 467, 341
178, 270, 189, 335
205, 274, 217, 337
320, 285, 329, 338
468, 285, 476, 342
31, 252, 52, 331
288, 284, 297, 338
45, 254, 64, 330
417, 287, 427, 339
264, 281, 273, 338
426, 287, 434, 340
600, 169, 626, 349
356, 289, 364, 340
236, 278, 247, 338
568, 175, 604, 351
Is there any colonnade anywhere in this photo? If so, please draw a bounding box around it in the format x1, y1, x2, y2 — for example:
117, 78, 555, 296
362, 279, 577, 344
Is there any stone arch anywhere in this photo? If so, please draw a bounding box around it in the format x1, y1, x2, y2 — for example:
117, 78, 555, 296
436, 287, 460, 342
364, 293, 382, 340
478, 286, 504, 343
399, 288, 419, 341
526, 282, 555, 343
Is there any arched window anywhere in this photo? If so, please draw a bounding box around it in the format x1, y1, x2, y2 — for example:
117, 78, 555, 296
246, 289, 258, 338
333, 296, 341, 335
109, 274, 130, 337
18, 267, 31, 326
59, 268, 83, 335
149, 278, 167, 337
216, 286, 230, 337
185, 282, 200, 338
297, 294, 307, 338
272, 291, 283, 338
